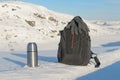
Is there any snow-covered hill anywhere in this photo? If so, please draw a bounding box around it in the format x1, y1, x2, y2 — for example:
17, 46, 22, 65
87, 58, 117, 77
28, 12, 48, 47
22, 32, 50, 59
1, 1, 119, 51
0, 1, 73, 51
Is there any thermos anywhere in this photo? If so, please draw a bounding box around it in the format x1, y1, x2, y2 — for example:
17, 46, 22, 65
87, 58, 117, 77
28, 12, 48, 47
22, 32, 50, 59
27, 42, 38, 67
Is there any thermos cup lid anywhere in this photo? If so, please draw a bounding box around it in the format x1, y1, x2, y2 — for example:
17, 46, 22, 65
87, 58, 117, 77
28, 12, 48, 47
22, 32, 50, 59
27, 42, 37, 52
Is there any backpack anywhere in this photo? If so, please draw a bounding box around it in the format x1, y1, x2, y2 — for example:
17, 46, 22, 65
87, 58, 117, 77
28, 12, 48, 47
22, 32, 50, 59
57, 16, 100, 67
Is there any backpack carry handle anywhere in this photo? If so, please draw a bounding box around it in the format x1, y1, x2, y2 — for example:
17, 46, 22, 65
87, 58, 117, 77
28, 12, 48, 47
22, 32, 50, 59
91, 52, 101, 68
94, 56, 101, 68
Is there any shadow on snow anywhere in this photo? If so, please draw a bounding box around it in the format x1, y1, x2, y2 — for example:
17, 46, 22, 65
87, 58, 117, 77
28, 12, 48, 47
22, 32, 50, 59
11, 50, 57, 64
76, 61, 120, 80
92, 41, 120, 54
3, 57, 25, 67
102, 41, 120, 47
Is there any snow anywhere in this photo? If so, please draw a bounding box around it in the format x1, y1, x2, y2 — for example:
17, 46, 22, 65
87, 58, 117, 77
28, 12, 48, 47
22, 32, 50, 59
0, 1, 120, 80
0, 1, 73, 51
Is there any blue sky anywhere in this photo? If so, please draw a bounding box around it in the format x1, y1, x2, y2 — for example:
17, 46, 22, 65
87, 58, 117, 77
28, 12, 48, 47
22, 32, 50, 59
22, 0, 120, 21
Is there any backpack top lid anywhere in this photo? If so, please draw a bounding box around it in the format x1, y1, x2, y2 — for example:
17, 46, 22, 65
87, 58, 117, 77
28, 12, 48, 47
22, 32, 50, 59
65, 16, 89, 35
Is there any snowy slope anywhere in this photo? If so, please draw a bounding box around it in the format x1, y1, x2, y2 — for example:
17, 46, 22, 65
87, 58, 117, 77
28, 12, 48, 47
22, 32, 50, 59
89, 20, 120, 35
0, 1, 73, 51
0, 1, 118, 51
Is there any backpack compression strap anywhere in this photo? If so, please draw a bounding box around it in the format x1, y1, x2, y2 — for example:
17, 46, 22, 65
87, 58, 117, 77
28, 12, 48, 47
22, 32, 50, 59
71, 32, 75, 48
91, 52, 101, 68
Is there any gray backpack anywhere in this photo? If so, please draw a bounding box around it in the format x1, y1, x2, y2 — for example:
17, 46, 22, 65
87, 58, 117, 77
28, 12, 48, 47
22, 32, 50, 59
57, 16, 100, 67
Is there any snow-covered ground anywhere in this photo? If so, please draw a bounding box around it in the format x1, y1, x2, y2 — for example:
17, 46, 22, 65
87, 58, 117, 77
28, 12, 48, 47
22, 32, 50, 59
0, 1, 120, 80
0, 35, 120, 80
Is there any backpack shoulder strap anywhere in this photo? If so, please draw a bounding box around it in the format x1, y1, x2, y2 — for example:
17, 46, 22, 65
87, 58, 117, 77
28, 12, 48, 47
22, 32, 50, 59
91, 51, 101, 68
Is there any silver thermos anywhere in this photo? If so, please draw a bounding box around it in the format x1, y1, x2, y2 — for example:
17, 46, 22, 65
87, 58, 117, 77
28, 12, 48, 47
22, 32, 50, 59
27, 42, 38, 67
